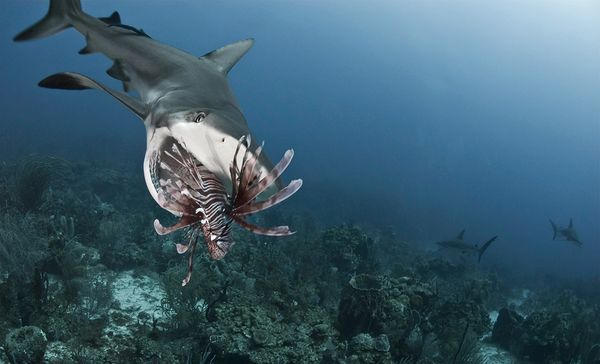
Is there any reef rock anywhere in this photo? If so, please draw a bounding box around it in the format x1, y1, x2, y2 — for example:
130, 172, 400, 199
104, 271, 167, 337
348, 333, 393, 364
374, 334, 391, 352
338, 274, 390, 338
43, 341, 76, 364
350, 333, 375, 351
491, 308, 524, 352
4, 326, 47, 364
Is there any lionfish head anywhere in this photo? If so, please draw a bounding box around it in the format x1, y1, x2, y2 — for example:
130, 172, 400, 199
150, 136, 302, 286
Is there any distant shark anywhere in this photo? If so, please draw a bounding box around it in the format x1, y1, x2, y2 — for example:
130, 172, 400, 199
15, 0, 302, 285
436, 230, 498, 262
549, 218, 581, 246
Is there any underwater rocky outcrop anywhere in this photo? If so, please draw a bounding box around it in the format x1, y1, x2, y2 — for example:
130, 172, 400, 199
491, 290, 600, 363
4, 326, 47, 364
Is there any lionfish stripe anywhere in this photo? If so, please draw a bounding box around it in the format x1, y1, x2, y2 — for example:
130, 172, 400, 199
238, 149, 295, 207
234, 179, 303, 216
233, 216, 295, 236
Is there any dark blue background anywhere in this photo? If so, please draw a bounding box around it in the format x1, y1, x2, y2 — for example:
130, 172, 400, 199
1, 1, 599, 278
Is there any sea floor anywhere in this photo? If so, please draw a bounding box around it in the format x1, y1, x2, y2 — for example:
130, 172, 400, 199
0, 157, 598, 363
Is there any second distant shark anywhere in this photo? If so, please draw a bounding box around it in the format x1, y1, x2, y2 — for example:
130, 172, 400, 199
550, 218, 582, 246
436, 230, 498, 262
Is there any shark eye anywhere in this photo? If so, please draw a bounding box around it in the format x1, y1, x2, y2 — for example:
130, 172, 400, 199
194, 111, 207, 123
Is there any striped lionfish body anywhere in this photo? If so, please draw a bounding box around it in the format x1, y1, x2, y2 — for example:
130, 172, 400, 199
152, 136, 302, 286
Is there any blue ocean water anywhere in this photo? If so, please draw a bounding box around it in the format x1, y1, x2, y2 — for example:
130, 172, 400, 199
1, 1, 599, 363
3, 0, 598, 276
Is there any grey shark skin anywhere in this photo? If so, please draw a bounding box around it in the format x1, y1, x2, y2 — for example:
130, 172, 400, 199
15, 0, 302, 285
436, 230, 498, 262
549, 219, 581, 246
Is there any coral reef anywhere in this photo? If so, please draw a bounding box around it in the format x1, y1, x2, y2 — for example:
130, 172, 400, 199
14, 156, 61, 212
491, 290, 600, 363
4, 326, 47, 364
0, 157, 598, 363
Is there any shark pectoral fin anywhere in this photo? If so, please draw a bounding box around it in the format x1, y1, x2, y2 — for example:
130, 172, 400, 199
456, 229, 465, 240
39, 72, 148, 120
201, 38, 254, 74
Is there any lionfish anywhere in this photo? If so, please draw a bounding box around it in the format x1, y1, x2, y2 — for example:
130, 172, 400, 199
152, 136, 302, 285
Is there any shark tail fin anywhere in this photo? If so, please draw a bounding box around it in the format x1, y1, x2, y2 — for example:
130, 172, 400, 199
549, 219, 558, 240
478, 236, 498, 263
14, 0, 81, 41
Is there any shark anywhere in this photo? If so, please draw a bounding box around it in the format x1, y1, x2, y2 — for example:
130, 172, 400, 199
15, 0, 303, 285
435, 230, 498, 262
549, 218, 582, 246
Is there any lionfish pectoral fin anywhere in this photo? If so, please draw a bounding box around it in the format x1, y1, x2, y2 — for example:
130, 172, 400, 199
233, 216, 295, 236
234, 179, 303, 216
236, 149, 295, 207
153, 215, 196, 235
156, 191, 187, 214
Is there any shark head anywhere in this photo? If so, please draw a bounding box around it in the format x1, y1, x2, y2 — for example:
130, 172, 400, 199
154, 105, 272, 188
564, 228, 581, 245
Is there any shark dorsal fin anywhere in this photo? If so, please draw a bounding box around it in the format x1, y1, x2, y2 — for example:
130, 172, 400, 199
569, 218, 573, 229
201, 38, 254, 74
99, 11, 121, 25
108, 24, 151, 38
457, 229, 465, 240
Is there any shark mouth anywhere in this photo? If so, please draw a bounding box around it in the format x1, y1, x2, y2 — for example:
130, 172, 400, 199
151, 136, 302, 286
